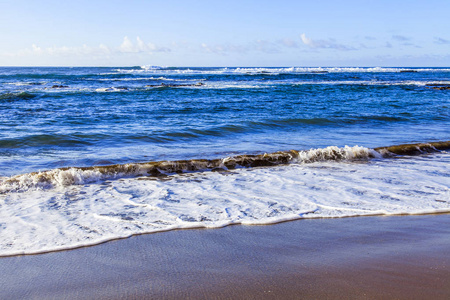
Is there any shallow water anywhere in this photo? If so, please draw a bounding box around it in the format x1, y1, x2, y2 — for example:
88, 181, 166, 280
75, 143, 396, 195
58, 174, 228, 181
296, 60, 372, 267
0, 66, 449, 255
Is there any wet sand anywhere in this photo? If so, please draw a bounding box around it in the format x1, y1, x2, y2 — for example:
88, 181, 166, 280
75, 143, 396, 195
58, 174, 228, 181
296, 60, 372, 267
1, 214, 449, 299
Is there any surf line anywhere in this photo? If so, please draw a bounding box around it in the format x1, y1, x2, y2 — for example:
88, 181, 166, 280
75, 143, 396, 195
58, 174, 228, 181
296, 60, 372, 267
1, 141, 449, 193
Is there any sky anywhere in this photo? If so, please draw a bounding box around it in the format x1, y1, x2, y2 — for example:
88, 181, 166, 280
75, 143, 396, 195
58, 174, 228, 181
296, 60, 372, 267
1, 0, 450, 67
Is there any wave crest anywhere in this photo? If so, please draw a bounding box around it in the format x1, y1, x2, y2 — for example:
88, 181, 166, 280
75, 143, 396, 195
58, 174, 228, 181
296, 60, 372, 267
0, 92, 36, 101
1, 142, 448, 194
375, 141, 450, 156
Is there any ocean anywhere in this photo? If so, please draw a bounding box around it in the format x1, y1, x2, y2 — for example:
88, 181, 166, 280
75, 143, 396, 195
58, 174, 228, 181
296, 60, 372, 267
0, 66, 449, 256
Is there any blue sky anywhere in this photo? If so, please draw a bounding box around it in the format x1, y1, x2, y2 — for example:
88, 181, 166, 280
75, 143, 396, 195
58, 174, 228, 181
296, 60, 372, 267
1, 0, 450, 67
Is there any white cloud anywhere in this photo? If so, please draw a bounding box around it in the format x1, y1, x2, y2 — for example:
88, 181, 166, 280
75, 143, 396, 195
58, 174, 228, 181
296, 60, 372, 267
300, 33, 316, 47
31, 44, 43, 54
11, 43, 112, 57
118, 36, 170, 53
4, 36, 170, 59
300, 33, 355, 51
119, 36, 135, 53
136, 37, 147, 51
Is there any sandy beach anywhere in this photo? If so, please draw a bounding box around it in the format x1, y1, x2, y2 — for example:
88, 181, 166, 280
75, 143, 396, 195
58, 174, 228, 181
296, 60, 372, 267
1, 214, 449, 299
2, 0, 450, 299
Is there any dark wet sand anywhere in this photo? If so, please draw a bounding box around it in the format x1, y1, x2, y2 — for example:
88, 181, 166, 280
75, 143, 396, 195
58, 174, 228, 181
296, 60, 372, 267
1, 214, 449, 299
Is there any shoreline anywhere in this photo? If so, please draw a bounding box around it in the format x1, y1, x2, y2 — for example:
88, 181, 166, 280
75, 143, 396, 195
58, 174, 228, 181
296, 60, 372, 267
1, 214, 449, 299
1, 211, 450, 258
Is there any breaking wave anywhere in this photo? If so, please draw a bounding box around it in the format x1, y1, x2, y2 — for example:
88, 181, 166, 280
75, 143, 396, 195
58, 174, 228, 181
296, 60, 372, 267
113, 67, 450, 75
1, 141, 448, 194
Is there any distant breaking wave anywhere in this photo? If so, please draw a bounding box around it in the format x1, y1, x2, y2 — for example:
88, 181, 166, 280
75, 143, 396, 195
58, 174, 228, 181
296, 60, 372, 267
3, 80, 449, 100
1, 141, 448, 194
113, 66, 450, 75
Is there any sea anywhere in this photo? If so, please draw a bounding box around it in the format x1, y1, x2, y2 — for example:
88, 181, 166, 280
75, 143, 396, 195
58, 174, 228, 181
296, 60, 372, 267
0, 66, 449, 256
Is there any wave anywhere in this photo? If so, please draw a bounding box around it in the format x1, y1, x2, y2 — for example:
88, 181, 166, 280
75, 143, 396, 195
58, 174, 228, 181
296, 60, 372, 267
4, 79, 449, 98
113, 67, 450, 75
1, 141, 448, 194
140, 65, 164, 70
95, 76, 189, 82
0, 115, 410, 151
0, 134, 92, 149
6, 81, 44, 86
291, 80, 450, 86
1, 141, 449, 257
0, 92, 37, 101
374, 141, 450, 155
94, 82, 204, 92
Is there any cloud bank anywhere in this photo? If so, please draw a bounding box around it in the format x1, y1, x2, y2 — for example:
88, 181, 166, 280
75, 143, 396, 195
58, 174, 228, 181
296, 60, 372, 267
5, 37, 170, 58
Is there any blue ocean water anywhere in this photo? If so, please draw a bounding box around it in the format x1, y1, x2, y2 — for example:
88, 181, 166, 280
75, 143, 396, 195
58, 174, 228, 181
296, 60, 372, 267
0, 66, 449, 255
0, 66, 449, 175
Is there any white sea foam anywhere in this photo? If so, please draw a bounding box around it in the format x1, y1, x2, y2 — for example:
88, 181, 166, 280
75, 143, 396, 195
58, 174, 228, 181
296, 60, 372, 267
140, 65, 164, 70
15, 78, 448, 95
113, 67, 450, 75
197, 79, 450, 90
0, 152, 448, 256
6, 82, 44, 86
0, 146, 379, 194
94, 77, 189, 82
291, 80, 450, 86
95, 87, 130, 92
